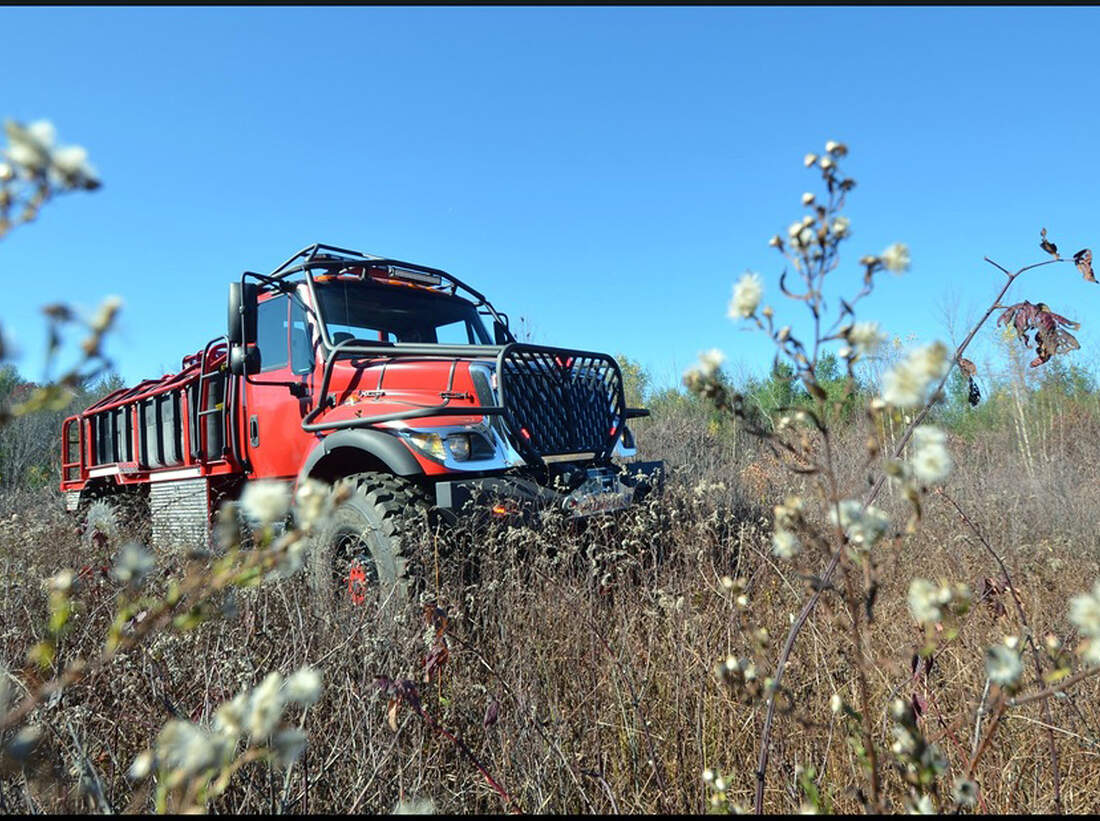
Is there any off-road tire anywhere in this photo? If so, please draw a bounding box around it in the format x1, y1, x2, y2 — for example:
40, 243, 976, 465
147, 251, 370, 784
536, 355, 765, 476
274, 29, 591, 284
79, 492, 152, 554
81, 499, 121, 554
308, 473, 432, 617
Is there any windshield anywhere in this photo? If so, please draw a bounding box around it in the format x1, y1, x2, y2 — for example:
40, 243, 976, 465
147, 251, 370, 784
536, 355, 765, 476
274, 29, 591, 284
313, 280, 492, 347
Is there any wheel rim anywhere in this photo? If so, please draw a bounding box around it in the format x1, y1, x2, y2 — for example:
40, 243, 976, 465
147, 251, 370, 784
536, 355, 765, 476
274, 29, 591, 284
333, 526, 379, 606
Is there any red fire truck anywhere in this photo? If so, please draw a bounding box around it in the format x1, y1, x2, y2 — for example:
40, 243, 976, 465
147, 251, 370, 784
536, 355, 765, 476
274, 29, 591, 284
60, 244, 661, 600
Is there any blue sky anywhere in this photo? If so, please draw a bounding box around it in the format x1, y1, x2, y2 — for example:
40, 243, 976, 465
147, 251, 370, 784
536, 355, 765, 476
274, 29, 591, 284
4, 6, 1100, 395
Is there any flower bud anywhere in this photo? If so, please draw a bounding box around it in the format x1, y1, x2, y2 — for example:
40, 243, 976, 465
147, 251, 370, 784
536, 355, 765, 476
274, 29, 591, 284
48, 569, 75, 594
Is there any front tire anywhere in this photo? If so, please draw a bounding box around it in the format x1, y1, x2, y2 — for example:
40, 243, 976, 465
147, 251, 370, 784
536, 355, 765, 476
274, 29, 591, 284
307, 473, 431, 617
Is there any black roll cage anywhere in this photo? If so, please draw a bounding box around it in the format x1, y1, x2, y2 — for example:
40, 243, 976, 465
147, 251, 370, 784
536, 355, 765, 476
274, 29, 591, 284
244, 242, 513, 350
236, 243, 647, 453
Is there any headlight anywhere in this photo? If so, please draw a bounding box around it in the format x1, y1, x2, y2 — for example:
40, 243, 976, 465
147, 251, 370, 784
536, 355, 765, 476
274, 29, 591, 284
405, 431, 447, 461
401, 429, 494, 463
447, 434, 471, 461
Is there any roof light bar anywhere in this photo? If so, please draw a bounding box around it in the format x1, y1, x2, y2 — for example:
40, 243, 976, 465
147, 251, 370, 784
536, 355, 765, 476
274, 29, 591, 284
379, 265, 443, 287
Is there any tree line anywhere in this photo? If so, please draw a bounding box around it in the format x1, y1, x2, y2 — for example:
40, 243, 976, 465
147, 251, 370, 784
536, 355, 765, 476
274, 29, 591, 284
0, 364, 123, 490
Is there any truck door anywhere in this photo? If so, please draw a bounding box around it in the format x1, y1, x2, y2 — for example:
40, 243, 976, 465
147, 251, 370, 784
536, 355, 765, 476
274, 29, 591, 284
243, 292, 316, 480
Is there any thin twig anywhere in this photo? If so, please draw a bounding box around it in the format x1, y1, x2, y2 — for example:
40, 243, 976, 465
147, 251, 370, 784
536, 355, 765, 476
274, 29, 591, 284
1008, 666, 1100, 709
935, 487, 1063, 813
585, 613, 670, 811
448, 631, 596, 812
413, 704, 523, 814
65, 719, 115, 814
967, 694, 1006, 778
752, 256, 1064, 813
972, 679, 991, 758
377, 676, 523, 814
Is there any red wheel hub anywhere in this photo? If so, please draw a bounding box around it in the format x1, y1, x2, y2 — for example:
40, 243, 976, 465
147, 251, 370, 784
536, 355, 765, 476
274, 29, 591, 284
348, 561, 367, 605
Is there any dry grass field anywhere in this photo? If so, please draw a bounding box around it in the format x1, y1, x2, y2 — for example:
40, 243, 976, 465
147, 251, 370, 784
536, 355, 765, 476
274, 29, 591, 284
2, 396, 1099, 815
4, 129, 1099, 815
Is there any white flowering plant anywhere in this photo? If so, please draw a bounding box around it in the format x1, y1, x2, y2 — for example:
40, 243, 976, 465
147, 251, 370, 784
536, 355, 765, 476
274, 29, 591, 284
685, 141, 1100, 813
125, 666, 322, 813
1, 471, 347, 811
0, 119, 100, 241
0, 478, 343, 810
0, 122, 342, 813
0, 119, 118, 418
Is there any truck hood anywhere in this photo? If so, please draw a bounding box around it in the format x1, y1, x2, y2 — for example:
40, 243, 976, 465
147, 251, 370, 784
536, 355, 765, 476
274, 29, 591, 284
317, 356, 491, 428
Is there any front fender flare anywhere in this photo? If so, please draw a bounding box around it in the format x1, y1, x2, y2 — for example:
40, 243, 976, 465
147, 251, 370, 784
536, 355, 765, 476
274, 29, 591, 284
297, 429, 424, 484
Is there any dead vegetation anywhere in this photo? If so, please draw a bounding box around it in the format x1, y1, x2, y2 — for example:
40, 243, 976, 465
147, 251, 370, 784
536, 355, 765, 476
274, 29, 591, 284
1, 401, 1099, 813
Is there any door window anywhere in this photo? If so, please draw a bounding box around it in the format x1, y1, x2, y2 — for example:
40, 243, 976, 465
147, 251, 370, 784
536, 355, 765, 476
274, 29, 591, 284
257, 295, 289, 372
289, 298, 314, 375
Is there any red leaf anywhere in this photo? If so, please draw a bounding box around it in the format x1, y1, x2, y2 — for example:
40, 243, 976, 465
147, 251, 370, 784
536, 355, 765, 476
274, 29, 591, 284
483, 698, 500, 729
997, 300, 1080, 367
423, 603, 449, 635
423, 638, 449, 683
1074, 248, 1096, 283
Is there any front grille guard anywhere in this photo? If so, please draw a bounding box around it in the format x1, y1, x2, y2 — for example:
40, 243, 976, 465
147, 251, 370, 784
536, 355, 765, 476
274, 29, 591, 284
301, 340, 632, 465
497, 346, 625, 464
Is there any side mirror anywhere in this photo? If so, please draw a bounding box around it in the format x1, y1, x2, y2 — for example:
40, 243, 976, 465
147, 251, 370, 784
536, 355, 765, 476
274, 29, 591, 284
493, 317, 512, 345
229, 343, 260, 376
228, 282, 258, 345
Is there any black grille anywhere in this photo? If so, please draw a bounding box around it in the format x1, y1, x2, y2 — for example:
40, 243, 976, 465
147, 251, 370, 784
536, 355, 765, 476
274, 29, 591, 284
498, 345, 625, 464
